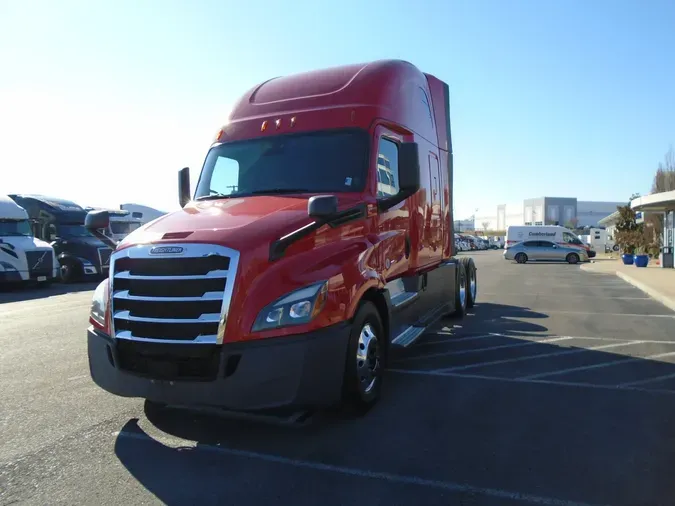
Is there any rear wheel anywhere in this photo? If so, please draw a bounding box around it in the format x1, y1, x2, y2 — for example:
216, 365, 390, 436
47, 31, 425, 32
460, 257, 477, 308
566, 253, 580, 264
453, 261, 468, 318
343, 301, 384, 414
515, 253, 528, 264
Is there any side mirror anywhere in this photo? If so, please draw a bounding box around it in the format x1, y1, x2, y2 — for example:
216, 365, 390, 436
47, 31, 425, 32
85, 210, 110, 231
85, 210, 118, 249
49, 234, 58, 242
378, 142, 420, 212
308, 195, 338, 219
398, 142, 421, 194
179, 167, 191, 208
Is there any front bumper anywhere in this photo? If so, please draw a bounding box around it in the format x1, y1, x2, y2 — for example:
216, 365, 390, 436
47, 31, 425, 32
587, 250, 596, 258
87, 323, 351, 411
0, 271, 23, 283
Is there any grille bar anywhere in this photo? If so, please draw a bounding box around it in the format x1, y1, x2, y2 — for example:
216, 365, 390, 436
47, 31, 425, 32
116, 330, 218, 344
114, 311, 221, 323
114, 270, 228, 281
113, 290, 225, 302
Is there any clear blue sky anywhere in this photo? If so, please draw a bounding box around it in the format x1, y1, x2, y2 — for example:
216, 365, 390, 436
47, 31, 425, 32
1, 0, 674, 218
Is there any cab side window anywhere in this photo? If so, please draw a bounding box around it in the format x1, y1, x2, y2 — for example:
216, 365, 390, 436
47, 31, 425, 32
376, 138, 399, 198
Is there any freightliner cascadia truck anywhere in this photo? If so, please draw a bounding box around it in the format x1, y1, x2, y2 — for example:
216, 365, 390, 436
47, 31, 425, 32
85, 60, 478, 416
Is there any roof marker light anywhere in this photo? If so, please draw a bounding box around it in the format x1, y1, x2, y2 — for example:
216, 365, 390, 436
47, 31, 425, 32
215, 129, 224, 142
275, 119, 281, 129
261, 120, 268, 132
290, 116, 296, 127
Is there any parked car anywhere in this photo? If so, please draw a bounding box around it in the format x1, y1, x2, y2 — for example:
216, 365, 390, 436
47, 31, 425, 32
504, 240, 589, 264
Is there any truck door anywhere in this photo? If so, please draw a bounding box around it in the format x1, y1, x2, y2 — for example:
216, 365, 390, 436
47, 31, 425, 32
418, 152, 442, 266
374, 127, 409, 281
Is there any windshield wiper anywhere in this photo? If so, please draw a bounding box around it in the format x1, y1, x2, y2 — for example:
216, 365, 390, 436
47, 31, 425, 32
248, 189, 312, 195
195, 192, 239, 201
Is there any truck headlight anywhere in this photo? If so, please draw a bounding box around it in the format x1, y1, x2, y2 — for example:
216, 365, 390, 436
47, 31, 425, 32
89, 279, 110, 332
0, 261, 17, 271
252, 281, 328, 332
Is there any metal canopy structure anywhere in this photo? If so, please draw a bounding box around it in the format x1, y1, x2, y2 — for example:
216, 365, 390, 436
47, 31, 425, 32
630, 189, 675, 213
631, 190, 675, 268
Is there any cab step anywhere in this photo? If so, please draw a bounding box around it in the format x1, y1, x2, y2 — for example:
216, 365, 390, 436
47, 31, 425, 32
391, 325, 426, 348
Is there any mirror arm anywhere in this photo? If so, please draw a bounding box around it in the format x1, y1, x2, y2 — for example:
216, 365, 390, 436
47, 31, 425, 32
377, 188, 416, 212
89, 229, 119, 250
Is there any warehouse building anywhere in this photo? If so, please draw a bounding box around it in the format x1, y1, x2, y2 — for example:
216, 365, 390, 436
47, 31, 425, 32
474, 197, 626, 231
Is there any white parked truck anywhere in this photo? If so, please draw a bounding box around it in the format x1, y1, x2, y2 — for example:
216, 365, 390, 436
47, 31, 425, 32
0, 195, 59, 285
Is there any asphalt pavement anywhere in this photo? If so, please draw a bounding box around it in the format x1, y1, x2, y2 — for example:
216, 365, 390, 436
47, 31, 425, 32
2, 251, 675, 506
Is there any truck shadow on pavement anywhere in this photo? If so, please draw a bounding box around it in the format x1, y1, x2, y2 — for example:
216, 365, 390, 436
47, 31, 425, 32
0, 280, 99, 304
111, 302, 675, 506
450, 302, 550, 336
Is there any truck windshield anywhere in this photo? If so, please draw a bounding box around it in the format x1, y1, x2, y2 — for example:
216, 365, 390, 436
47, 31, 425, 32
195, 130, 368, 199
58, 224, 93, 238
110, 221, 141, 235
0, 219, 32, 237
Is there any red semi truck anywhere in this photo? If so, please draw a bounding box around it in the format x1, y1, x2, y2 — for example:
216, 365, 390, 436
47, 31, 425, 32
85, 59, 478, 415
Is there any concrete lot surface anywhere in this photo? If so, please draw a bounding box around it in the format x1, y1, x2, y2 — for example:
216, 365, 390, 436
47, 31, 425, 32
1, 251, 674, 506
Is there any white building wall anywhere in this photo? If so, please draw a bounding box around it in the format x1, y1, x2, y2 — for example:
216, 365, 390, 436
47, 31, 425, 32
577, 201, 625, 227
474, 207, 499, 231
505, 202, 524, 227
471, 199, 623, 231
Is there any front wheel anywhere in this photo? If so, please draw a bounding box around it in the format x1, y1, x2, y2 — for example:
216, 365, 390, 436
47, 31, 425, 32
60, 262, 79, 283
342, 301, 384, 414
566, 253, 580, 264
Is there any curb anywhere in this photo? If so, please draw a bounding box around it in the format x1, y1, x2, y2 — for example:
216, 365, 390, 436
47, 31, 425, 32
615, 271, 675, 313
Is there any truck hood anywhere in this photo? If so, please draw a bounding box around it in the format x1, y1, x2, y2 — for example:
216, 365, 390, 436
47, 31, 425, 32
119, 195, 361, 252
0, 236, 54, 252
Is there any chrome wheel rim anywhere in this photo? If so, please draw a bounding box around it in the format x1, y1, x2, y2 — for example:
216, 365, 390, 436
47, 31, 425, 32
356, 324, 380, 394
469, 268, 477, 301
459, 271, 467, 308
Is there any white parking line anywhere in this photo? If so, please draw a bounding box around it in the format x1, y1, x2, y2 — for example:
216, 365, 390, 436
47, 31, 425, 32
414, 333, 498, 347
520, 351, 675, 380
433, 340, 644, 373
395, 337, 574, 363
114, 430, 607, 506
387, 368, 675, 396
618, 371, 675, 387
485, 333, 675, 345
480, 292, 651, 300
524, 310, 675, 318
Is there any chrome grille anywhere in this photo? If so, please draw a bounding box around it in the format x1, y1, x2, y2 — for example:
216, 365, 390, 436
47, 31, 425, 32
110, 244, 240, 344
26, 249, 53, 278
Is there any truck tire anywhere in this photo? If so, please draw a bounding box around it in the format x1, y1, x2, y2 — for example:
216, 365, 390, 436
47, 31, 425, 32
453, 261, 468, 318
460, 257, 477, 308
60, 260, 81, 283
342, 301, 384, 414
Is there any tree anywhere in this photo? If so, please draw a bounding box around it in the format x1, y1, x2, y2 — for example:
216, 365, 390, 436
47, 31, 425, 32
646, 146, 675, 242
614, 204, 643, 254
481, 221, 490, 233
652, 146, 675, 193
563, 218, 578, 230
